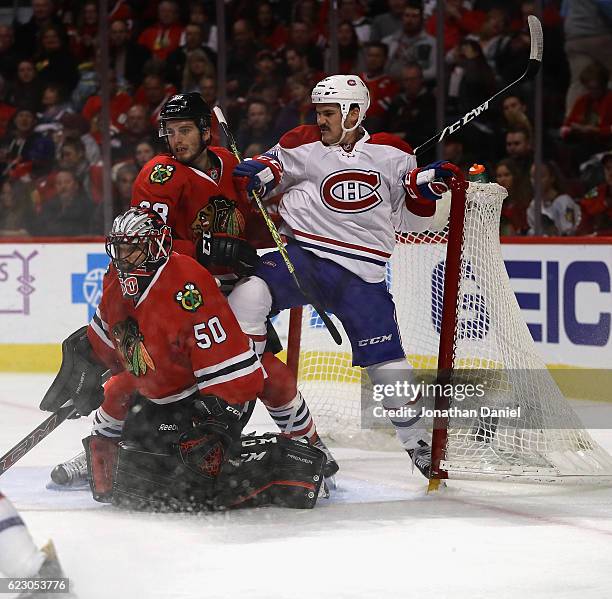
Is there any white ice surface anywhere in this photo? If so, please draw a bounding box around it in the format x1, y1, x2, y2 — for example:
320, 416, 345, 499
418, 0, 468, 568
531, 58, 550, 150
1, 374, 612, 599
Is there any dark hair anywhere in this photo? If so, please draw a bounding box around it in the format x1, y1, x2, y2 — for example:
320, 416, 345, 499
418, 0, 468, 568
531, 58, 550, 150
579, 62, 609, 88
496, 158, 532, 207
541, 160, 568, 195
365, 41, 389, 59
507, 126, 531, 142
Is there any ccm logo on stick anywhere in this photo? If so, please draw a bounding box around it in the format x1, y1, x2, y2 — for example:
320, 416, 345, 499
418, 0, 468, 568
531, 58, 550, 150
358, 334, 392, 347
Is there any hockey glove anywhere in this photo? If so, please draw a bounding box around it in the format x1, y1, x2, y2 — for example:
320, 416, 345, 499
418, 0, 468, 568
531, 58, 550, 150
197, 232, 259, 276
233, 153, 282, 198
404, 160, 461, 202
40, 326, 107, 416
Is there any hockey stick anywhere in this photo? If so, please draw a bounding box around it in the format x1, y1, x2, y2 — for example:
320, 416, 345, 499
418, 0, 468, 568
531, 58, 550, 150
414, 15, 544, 157
0, 404, 77, 476
213, 106, 343, 345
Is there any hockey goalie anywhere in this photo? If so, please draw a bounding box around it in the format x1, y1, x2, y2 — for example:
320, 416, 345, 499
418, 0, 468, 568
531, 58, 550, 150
39, 207, 327, 511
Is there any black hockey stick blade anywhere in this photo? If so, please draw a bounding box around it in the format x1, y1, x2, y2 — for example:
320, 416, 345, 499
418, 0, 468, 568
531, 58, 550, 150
0, 404, 76, 476
415, 15, 543, 156
213, 106, 343, 345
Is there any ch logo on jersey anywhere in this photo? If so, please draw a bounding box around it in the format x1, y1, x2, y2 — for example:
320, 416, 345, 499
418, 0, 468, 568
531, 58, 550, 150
111, 317, 156, 376
320, 170, 382, 213
190, 196, 244, 240
175, 282, 203, 312
149, 163, 175, 185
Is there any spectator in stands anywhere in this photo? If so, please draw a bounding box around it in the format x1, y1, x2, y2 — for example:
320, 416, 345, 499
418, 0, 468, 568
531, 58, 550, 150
470, 6, 510, 75
360, 42, 398, 133
371, 0, 407, 41
0, 76, 16, 138
188, 1, 218, 52
274, 73, 316, 138
99, 162, 138, 226
495, 158, 531, 235
74, 1, 99, 64
504, 126, 533, 173
236, 99, 276, 157
561, 62, 612, 163
137, 73, 176, 126
527, 161, 581, 236
37, 84, 73, 125
288, 21, 324, 72
501, 94, 531, 132
138, 0, 185, 62
339, 0, 372, 44
0, 108, 54, 179
59, 113, 100, 166
384, 2, 437, 82
35, 24, 80, 95
7, 60, 42, 111
181, 48, 216, 93
385, 62, 435, 160
254, 1, 289, 51
250, 49, 284, 92
578, 152, 612, 236
165, 23, 216, 89
563, 0, 612, 115
114, 104, 157, 162
199, 76, 218, 109
109, 19, 151, 90
134, 140, 156, 170
227, 19, 263, 99
14, 0, 65, 57
32, 168, 93, 236
425, 0, 485, 52
0, 179, 33, 236
441, 134, 475, 175
326, 21, 366, 75
0, 24, 21, 82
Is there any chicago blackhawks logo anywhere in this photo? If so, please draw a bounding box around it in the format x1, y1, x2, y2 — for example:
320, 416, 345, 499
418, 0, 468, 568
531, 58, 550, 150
175, 282, 203, 312
320, 170, 382, 213
111, 317, 156, 376
190, 195, 245, 240
149, 163, 175, 185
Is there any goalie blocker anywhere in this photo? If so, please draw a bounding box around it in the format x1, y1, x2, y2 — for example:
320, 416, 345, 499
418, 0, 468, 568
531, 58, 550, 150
84, 395, 326, 511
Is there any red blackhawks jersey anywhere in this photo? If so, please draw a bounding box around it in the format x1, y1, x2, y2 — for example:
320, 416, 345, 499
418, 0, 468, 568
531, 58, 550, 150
131, 149, 250, 257
87, 253, 265, 406
266, 126, 435, 283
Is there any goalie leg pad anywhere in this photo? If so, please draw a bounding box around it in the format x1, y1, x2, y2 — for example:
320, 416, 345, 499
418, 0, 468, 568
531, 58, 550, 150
213, 434, 326, 510
83, 435, 119, 503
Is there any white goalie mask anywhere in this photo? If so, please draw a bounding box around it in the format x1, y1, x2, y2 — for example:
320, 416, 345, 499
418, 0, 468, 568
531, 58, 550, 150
311, 75, 370, 145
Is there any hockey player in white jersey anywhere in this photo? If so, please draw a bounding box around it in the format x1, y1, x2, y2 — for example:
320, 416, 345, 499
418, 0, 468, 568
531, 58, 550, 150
230, 74, 461, 478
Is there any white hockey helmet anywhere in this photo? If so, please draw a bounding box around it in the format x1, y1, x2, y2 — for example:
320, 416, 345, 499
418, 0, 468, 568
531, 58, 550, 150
311, 75, 370, 145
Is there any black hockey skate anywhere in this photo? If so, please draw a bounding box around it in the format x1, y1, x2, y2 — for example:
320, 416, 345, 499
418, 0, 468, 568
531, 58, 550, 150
406, 440, 431, 479
312, 436, 339, 486
49, 451, 88, 488
18, 541, 77, 598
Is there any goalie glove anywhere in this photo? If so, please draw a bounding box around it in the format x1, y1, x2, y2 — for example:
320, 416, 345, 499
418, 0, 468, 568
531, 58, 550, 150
233, 153, 282, 198
404, 160, 461, 202
197, 232, 259, 276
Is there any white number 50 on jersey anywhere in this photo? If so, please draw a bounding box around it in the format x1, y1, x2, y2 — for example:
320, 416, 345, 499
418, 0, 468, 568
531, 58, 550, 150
194, 317, 227, 349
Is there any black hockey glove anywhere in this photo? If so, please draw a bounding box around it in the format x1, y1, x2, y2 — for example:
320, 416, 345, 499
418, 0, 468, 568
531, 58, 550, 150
197, 232, 259, 276
40, 326, 107, 416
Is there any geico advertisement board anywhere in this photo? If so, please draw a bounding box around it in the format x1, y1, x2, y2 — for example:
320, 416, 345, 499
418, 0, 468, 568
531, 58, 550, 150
0, 240, 610, 368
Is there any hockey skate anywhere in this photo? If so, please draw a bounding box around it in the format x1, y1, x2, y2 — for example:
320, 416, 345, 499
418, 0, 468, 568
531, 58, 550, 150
18, 540, 77, 598
406, 440, 431, 479
49, 451, 88, 489
312, 436, 339, 488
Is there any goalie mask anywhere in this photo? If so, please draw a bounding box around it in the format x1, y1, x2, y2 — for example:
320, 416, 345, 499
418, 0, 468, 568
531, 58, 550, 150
106, 207, 172, 300
311, 75, 370, 146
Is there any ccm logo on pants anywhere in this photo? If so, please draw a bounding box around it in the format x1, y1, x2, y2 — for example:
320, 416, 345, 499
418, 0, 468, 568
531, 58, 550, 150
358, 334, 392, 347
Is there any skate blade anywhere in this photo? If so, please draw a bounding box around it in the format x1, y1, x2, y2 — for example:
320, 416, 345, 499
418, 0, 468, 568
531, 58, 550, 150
46, 480, 90, 492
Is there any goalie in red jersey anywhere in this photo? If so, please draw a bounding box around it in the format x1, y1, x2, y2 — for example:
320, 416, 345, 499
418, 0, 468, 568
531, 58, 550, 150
40, 208, 327, 510
49, 93, 338, 491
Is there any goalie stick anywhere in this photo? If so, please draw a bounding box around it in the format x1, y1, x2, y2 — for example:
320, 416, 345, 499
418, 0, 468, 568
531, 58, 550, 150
213, 105, 343, 346
0, 404, 77, 476
414, 15, 544, 157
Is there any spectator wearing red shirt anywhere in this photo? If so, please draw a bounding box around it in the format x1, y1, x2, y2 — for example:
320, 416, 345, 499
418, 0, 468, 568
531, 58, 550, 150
254, 1, 289, 51
425, 0, 485, 52
578, 153, 612, 236
72, 1, 99, 63
495, 158, 532, 236
360, 41, 399, 133
137, 0, 184, 62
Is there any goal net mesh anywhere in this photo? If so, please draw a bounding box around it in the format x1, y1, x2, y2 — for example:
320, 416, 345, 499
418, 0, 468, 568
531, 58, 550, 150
289, 182, 612, 480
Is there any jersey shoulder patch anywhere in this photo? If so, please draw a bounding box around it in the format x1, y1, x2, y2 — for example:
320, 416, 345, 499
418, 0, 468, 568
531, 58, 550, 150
367, 133, 414, 155
149, 162, 176, 185
280, 125, 321, 150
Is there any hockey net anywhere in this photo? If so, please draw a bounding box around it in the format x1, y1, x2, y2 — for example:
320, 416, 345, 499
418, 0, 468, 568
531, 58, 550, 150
286, 180, 612, 482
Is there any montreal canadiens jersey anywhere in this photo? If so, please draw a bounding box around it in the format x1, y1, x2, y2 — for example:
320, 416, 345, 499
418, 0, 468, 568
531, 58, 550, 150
87, 253, 265, 406
266, 125, 435, 283
131, 149, 250, 257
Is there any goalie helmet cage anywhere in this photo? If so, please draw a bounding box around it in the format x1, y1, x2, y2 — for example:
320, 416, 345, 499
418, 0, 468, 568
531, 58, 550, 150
286, 179, 612, 484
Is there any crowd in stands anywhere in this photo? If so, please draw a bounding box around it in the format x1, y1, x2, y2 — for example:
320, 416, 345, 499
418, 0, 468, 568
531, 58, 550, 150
0, 0, 610, 238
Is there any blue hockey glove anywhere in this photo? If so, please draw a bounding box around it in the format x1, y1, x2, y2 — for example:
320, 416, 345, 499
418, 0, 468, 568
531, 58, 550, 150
233, 153, 282, 198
